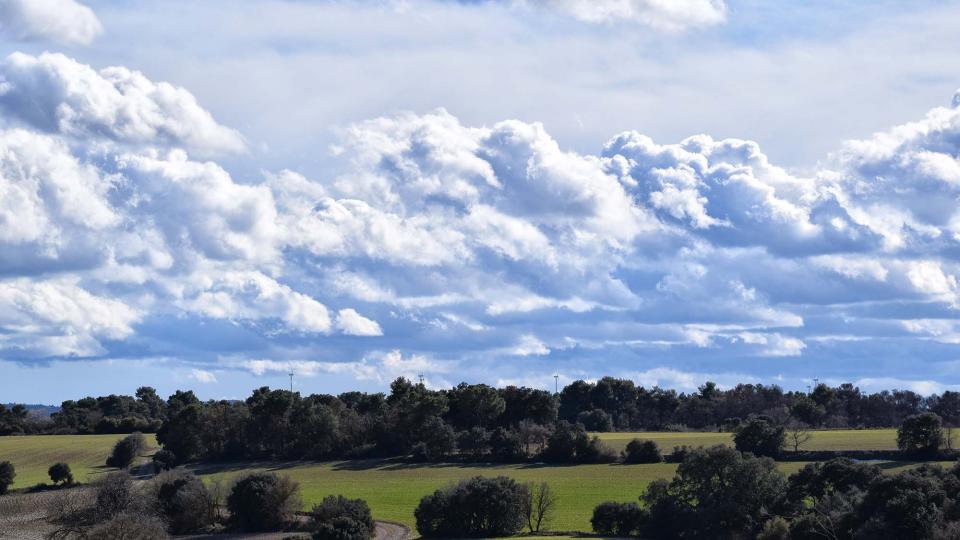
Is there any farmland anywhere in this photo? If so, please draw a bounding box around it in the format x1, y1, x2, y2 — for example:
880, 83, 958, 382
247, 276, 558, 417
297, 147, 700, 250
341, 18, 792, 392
593, 428, 900, 453
0, 432, 943, 533
0, 434, 157, 489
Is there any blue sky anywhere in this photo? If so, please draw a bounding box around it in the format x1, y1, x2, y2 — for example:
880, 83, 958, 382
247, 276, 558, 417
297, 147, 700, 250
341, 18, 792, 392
3, 0, 960, 403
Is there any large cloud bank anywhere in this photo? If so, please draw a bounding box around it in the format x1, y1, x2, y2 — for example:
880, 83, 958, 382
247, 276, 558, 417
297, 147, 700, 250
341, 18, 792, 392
2, 50, 960, 389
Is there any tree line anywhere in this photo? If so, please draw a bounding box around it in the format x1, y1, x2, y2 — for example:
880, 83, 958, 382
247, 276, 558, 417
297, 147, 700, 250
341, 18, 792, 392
4, 377, 960, 457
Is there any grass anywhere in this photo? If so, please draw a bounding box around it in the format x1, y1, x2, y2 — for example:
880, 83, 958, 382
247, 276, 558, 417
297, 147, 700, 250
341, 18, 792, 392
593, 429, 900, 453
0, 434, 157, 489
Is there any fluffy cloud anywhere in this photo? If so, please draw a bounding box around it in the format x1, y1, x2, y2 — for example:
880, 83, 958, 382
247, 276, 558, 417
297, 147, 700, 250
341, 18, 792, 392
0, 53, 245, 155
0, 0, 102, 45
335, 308, 384, 336
543, 0, 726, 30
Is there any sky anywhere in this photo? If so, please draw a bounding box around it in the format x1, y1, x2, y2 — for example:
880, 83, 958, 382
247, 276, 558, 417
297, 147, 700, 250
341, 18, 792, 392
3, 0, 960, 403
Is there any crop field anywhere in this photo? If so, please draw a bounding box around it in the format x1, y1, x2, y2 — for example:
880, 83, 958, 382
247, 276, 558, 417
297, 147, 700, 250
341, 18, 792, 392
0, 434, 157, 489
0, 432, 937, 534
593, 429, 899, 453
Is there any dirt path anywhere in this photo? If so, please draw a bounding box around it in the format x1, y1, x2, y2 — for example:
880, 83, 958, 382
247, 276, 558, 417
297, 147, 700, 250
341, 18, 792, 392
374, 520, 411, 540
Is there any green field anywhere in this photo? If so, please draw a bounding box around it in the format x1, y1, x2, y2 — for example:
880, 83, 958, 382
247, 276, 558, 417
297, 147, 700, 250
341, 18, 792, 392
593, 429, 899, 453
0, 432, 935, 533
0, 434, 157, 489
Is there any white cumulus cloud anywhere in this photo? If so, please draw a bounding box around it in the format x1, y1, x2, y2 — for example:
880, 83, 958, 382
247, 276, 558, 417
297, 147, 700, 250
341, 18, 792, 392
0, 0, 102, 45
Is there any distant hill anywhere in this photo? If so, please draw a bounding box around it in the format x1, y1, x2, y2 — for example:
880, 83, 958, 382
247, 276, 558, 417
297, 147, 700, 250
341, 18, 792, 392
4, 403, 59, 418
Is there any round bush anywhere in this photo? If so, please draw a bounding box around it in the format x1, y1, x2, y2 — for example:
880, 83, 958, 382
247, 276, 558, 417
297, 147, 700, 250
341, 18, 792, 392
152, 449, 177, 473
622, 439, 663, 464
591, 501, 647, 536
106, 433, 146, 469
48, 462, 73, 485
150, 470, 214, 534
415, 476, 529, 537
227, 472, 302, 532
310, 495, 375, 540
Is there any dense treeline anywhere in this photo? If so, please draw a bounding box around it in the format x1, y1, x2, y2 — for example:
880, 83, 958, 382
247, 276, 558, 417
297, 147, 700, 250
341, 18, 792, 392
590, 446, 960, 539
5, 377, 960, 449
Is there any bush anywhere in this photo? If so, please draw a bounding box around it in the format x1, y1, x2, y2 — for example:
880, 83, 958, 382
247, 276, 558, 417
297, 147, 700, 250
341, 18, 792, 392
411, 416, 456, 462
310, 495, 375, 540
152, 449, 177, 472
576, 409, 614, 431
48, 462, 73, 485
415, 476, 529, 537
106, 432, 147, 469
86, 512, 169, 540
622, 439, 663, 464
149, 470, 215, 534
897, 412, 944, 456
591, 501, 647, 536
757, 517, 790, 540
733, 415, 785, 457
0, 461, 15, 494
489, 428, 525, 462
227, 472, 301, 532
93, 472, 136, 521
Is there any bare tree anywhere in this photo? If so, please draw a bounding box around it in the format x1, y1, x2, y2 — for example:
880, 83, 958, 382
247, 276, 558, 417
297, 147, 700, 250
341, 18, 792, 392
787, 421, 812, 452
522, 482, 557, 533
945, 425, 955, 451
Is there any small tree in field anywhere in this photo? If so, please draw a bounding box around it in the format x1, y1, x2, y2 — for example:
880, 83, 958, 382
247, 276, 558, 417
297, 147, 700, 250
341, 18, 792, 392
786, 422, 812, 452
0, 461, 15, 494
106, 433, 146, 469
522, 482, 557, 533
734, 415, 785, 457
49, 463, 74, 485
897, 412, 944, 456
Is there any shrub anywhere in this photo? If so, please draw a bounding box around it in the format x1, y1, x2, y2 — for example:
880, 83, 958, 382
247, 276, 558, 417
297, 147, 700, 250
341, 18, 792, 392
152, 449, 177, 473
0, 461, 15, 494
149, 470, 215, 534
622, 439, 663, 464
48, 462, 73, 485
86, 512, 169, 540
415, 476, 529, 537
93, 472, 136, 521
457, 427, 491, 460
106, 432, 147, 469
412, 416, 457, 462
897, 412, 944, 456
227, 472, 302, 532
310, 495, 375, 540
591, 501, 647, 536
733, 415, 785, 457
489, 428, 525, 462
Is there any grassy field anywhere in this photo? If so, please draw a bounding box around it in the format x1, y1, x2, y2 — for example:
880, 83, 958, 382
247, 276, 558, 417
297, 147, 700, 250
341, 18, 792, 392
593, 429, 899, 453
0, 434, 157, 489
0, 431, 934, 534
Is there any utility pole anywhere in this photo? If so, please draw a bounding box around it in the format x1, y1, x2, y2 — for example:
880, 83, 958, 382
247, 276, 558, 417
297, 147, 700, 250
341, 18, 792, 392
554, 374, 559, 394
418, 373, 424, 386
289, 371, 294, 393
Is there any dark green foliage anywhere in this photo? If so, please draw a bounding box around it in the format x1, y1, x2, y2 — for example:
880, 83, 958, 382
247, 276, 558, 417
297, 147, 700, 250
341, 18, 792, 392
733, 415, 785, 457
590, 501, 647, 536
226, 472, 301, 532
0, 403, 29, 435
0, 460, 15, 494
149, 470, 214, 534
410, 416, 456, 462
457, 427, 491, 460
415, 476, 529, 537
310, 495, 375, 540
787, 458, 881, 503
540, 421, 616, 463
897, 412, 944, 456
489, 427, 526, 461
152, 448, 177, 472
853, 466, 950, 539
576, 409, 614, 431
106, 432, 146, 469
446, 383, 506, 429
641, 445, 788, 539
621, 439, 663, 464
48, 462, 73, 485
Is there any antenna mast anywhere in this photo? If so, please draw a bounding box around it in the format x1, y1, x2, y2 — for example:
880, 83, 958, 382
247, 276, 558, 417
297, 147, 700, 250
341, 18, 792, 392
554, 374, 559, 394
289, 371, 294, 393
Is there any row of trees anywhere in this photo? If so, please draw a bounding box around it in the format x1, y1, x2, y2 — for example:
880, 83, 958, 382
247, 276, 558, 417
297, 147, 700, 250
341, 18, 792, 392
7, 377, 960, 437
591, 446, 960, 539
